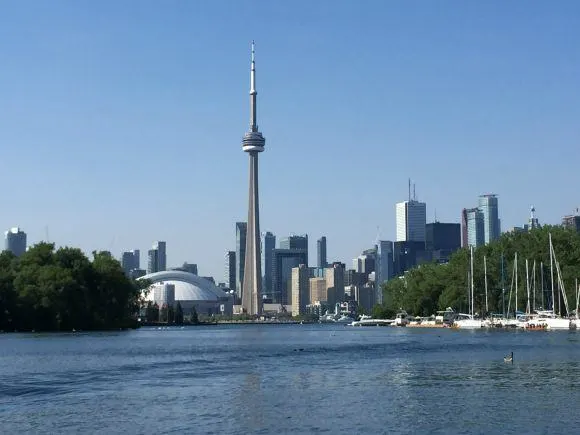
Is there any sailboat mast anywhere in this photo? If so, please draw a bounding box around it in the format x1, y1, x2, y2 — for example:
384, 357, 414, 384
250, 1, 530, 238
515, 252, 518, 315
550, 233, 555, 314
576, 278, 579, 319
541, 261, 544, 309
484, 255, 489, 314
502, 254, 506, 318
526, 259, 530, 315
470, 246, 474, 317
532, 260, 536, 312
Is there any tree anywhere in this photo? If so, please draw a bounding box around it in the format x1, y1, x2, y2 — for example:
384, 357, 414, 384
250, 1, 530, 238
159, 304, 168, 323
190, 306, 199, 324
175, 302, 184, 325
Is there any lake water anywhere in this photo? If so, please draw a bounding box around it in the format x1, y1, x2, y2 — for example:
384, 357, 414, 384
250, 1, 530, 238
1, 325, 580, 434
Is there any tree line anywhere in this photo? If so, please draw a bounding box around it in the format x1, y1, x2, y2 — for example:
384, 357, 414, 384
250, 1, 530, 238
0, 243, 149, 332
376, 226, 580, 317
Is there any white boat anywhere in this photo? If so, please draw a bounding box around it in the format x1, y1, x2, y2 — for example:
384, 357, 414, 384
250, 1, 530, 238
394, 310, 409, 326
453, 313, 483, 329
335, 314, 354, 324
453, 247, 482, 329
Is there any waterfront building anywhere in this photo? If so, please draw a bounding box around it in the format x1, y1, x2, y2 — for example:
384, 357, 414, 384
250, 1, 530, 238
272, 248, 308, 305
396, 200, 426, 243
375, 240, 394, 304
317, 236, 327, 268
325, 263, 345, 308
262, 231, 276, 297
4, 227, 26, 257
466, 208, 485, 247
235, 221, 247, 299
478, 194, 500, 244
354, 285, 375, 313
225, 251, 236, 291
291, 264, 310, 316
280, 235, 308, 266
309, 277, 327, 304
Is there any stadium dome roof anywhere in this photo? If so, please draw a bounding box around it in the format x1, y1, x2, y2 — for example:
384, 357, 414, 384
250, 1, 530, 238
139, 270, 229, 302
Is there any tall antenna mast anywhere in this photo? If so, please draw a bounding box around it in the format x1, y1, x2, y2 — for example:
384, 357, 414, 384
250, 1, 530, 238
413, 183, 416, 201
408, 178, 411, 202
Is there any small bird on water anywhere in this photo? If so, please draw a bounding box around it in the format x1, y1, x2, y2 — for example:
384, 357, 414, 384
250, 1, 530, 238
504, 352, 513, 364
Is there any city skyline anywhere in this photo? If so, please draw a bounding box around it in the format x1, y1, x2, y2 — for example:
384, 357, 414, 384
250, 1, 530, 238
1, 2, 580, 279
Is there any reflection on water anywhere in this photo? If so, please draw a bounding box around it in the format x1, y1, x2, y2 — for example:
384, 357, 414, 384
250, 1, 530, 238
1, 326, 580, 434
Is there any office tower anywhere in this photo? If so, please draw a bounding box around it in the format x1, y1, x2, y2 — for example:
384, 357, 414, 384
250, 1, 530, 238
426, 222, 461, 262
562, 210, 580, 232
4, 227, 26, 257
272, 249, 308, 305
225, 251, 236, 291
262, 231, 276, 297
478, 194, 500, 244
393, 241, 429, 276
466, 208, 485, 247
240, 41, 266, 316
461, 208, 469, 248
309, 277, 327, 304
235, 222, 247, 299
174, 262, 198, 275
154, 241, 166, 272
317, 236, 327, 268
396, 200, 427, 243
147, 249, 158, 274
131, 250, 140, 269
375, 240, 394, 304
121, 252, 135, 276
325, 263, 345, 308
291, 264, 310, 316
280, 235, 308, 266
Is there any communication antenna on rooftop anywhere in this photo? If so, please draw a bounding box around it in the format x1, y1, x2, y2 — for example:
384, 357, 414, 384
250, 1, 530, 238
434, 209, 437, 223
413, 183, 417, 201
408, 178, 411, 202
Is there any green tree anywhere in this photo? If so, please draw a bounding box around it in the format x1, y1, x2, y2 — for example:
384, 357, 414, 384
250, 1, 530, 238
190, 306, 199, 324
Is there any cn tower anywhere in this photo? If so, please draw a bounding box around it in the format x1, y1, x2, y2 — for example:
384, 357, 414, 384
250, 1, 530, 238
241, 41, 265, 316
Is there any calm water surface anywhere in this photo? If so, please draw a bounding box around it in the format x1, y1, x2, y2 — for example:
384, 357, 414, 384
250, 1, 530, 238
1, 325, 580, 434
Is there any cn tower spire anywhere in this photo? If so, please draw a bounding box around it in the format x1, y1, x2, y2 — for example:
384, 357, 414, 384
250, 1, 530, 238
241, 41, 265, 316
250, 40, 257, 132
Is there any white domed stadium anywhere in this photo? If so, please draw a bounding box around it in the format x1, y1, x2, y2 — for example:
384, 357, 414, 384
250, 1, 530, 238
140, 270, 233, 316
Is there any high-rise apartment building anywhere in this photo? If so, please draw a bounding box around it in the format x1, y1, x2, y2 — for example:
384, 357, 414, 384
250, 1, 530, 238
396, 200, 427, 243
562, 210, 580, 233
466, 208, 485, 247
4, 227, 26, 257
272, 248, 308, 304
121, 249, 140, 276
478, 194, 500, 244
280, 235, 308, 266
325, 263, 345, 308
309, 277, 327, 304
147, 242, 166, 273
235, 222, 247, 298
291, 264, 310, 316
225, 251, 236, 291
262, 231, 276, 297
317, 236, 327, 268
375, 240, 394, 304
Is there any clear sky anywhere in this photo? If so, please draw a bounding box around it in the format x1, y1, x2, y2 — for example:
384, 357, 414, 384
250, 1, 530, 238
1, 1, 579, 279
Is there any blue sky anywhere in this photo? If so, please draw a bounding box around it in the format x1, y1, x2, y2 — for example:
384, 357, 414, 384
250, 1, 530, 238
1, 1, 579, 279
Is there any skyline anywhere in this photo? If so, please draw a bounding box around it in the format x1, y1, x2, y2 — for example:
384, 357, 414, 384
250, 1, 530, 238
1, 1, 579, 279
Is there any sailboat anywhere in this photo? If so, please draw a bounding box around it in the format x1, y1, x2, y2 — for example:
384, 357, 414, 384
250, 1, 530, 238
454, 246, 483, 329
541, 233, 572, 330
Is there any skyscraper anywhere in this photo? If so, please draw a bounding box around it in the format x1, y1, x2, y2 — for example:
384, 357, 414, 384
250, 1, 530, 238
235, 222, 247, 299
225, 250, 236, 292
375, 240, 394, 304
4, 227, 26, 257
478, 194, 500, 244
426, 222, 461, 261
466, 208, 485, 247
291, 264, 310, 316
272, 249, 308, 305
317, 236, 327, 268
396, 200, 427, 243
147, 249, 158, 274
152, 241, 166, 271
121, 249, 140, 276
562, 210, 580, 233
241, 41, 266, 316
280, 235, 308, 265
262, 231, 276, 297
